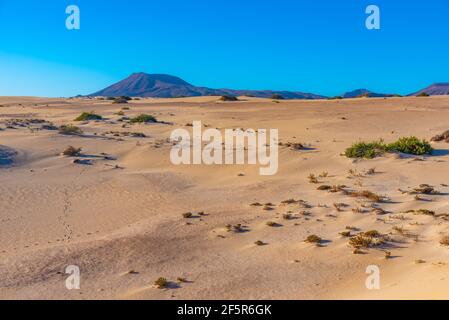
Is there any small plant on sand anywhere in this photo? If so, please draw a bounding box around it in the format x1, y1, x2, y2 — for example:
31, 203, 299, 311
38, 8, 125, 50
266, 221, 278, 227
254, 240, 265, 246
415, 209, 435, 216
412, 184, 440, 195
348, 190, 383, 202
113, 97, 130, 104
59, 124, 83, 135
384, 251, 392, 259
386, 136, 432, 156
339, 231, 351, 237
281, 199, 297, 205
250, 202, 263, 207
317, 185, 332, 191
415, 259, 426, 264
130, 114, 158, 124
182, 212, 193, 218
417, 92, 429, 97
440, 236, 449, 246
330, 185, 346, 193
363, 230, 381, 238
219, 95, 239, 102
115, 110, 125, 116
154, 277, 168, 289
282, 213, 293, 220
305, 234, 322, 244
345, 137, 432, 158
349, 235, 373, 248
74, 112, 102, 121
226, 224, 245, 233
431, 130, 449, 142
308, 173, 319, 184
349, 230, 384, 248
333, 202, 347, 212
319, 171, 329, 178
62, 146, 82, 157
345, 140, 386, 159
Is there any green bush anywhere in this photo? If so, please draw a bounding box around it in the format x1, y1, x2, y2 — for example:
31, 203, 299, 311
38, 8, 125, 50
345, 136, 433, 158
74, 112, 102, 121
344, 140, 386, 159
130, 114, 157, 123
417, 92, 429, 97
386, 136, 433, 155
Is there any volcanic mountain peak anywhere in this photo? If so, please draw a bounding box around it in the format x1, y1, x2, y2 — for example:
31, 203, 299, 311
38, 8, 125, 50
410, 83, 449, 96
88, 73, 325, 99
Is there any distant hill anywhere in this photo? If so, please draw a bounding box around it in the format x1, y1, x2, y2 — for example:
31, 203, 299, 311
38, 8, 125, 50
341, 89, 395, 99
409, 83, 449, 96
88, 73, 325, 99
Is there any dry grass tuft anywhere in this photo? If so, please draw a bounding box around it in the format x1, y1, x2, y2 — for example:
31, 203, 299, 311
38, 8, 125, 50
305, 234, 322, 244
440, 236, 449, 246
154, 277, 168, 289
62, 146, 82, 157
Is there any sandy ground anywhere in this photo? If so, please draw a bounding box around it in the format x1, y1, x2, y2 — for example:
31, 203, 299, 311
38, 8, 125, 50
1, 95, 449, 300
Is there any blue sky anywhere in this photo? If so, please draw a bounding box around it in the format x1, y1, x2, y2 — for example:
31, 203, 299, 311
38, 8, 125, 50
0, 0, 448, 97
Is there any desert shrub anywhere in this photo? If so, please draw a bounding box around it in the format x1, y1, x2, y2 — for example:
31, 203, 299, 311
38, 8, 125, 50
305, 234, 322, 243
74, 112, 102, 121
271, 94, 284, 100
416, 209, 435, 216
62, 146, 82, 157
328, 96, 343, 100
349, 235, 373, 248
182, 212, 193, 218
431, 130, 449, 142
386, 136, 432, 155
154, 277, 168, 289
345, 140, 386, 159
130, 114, 157, 123
348, 190, 382, 202
440, 236, 449, 246
417, 92, 429, 97
59, 125, 83, 135
113, 97, 129, 104
345, 137, 433, 158
219, 95, 238, 101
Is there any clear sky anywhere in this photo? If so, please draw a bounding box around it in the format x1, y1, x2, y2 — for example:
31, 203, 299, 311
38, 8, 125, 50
0, 0, 448, 97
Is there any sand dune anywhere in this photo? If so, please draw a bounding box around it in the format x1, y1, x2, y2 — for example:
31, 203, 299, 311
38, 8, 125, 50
1, 96, 449, 299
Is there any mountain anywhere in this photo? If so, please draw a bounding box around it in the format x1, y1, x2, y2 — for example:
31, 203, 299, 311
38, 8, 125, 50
340, 89, 395, 99
409, 83, 449, 96
88, 73, 325, 99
